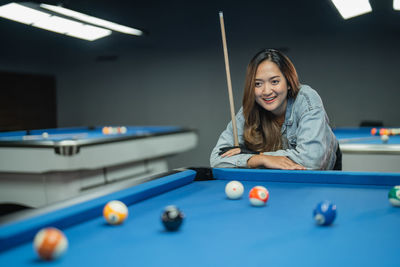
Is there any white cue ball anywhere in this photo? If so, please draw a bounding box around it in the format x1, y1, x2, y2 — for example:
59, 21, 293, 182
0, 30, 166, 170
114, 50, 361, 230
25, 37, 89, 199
381, 135, 389, 143
225, 180, 244, 199
42, 132, 49, 139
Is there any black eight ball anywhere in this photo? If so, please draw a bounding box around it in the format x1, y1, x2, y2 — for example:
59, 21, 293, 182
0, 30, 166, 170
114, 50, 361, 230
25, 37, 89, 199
161, 205, 184, 231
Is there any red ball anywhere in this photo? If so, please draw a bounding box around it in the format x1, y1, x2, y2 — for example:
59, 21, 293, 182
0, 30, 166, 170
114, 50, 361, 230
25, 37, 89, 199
371, 128, 377, 136
249, 186, 269, 206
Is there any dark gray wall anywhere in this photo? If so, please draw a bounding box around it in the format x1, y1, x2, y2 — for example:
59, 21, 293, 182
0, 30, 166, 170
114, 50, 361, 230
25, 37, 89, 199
1, 0, 400, 169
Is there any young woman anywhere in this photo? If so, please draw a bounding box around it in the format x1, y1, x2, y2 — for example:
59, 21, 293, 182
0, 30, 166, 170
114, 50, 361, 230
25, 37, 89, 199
210, 49, 341, 170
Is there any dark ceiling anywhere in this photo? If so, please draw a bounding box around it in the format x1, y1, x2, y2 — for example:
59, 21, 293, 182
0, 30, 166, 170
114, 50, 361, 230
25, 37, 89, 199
0, 0, 399, 63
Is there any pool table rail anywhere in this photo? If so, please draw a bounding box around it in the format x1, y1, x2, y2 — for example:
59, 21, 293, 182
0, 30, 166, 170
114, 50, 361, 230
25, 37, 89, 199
0, 170, 196, 253
213, 168, 400, 186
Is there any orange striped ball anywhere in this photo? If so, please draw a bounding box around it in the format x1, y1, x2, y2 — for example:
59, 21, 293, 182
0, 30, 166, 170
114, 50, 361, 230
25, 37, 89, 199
33, 227, 68, 260
103, 200, 128, 225
249, 186, 269, 206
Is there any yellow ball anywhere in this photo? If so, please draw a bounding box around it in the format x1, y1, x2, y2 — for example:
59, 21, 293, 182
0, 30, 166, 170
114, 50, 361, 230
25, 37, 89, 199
103, 200, 128, 225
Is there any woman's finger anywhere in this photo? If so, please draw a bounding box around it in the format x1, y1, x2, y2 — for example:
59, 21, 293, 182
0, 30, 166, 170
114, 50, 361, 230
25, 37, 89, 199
221, 148, 241, 158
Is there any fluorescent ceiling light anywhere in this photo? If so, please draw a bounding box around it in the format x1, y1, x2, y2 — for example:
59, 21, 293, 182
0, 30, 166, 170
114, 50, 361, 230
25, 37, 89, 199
0, 2, 111, 41
65, 24, 111, 41
33, 16, 111, 41
40, 4, 143, 36
394, 0, 400, 10
0, 2, 49, 24
331, 0, 372, 19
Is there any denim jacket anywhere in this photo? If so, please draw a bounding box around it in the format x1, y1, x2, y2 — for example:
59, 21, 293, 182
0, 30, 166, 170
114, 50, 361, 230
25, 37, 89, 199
210, 84, 338, 170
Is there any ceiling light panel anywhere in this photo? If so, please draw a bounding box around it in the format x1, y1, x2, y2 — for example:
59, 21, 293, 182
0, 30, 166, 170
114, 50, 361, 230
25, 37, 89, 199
0, 2, 49, 24
40, 3, 143, 36
331, 0, 372, 19
0, 2, 112, 41
394, 0, 400, 10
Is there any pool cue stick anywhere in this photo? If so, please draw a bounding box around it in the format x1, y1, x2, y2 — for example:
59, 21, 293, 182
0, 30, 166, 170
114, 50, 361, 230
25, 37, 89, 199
219, 11, 239, 147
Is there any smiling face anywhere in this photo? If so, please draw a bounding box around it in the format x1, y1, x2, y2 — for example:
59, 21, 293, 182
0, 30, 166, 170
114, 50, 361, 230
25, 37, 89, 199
254, 60, 289, 118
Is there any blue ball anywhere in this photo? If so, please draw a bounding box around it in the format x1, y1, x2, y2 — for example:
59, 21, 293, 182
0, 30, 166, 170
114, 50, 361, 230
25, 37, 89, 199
313, 201, 336, 226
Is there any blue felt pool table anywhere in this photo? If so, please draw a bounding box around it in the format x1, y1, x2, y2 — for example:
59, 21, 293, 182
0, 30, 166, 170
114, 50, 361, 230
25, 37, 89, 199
0, 168, 399, 267
333, 127, 400, 172
0, 126, 197, 208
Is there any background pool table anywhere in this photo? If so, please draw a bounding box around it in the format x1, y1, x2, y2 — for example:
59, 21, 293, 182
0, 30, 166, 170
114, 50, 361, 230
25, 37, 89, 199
0, 126, 197, 209
0, 168, 399, 267
333, 127, 400, 172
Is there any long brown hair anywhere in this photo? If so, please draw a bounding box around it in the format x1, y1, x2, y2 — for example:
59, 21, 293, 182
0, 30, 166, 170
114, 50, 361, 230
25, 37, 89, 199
243, 49, 300, 152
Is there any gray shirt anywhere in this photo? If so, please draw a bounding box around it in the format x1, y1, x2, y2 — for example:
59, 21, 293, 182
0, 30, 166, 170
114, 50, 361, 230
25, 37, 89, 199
210, 84, 338, 170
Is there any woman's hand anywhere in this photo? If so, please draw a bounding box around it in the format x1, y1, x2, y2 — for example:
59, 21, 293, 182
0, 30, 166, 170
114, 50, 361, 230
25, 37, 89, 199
247, 154, 306, 170
220, 147, 241, 158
